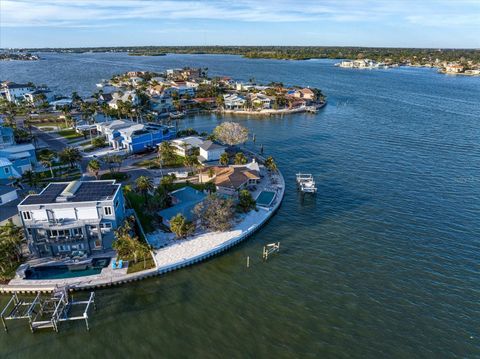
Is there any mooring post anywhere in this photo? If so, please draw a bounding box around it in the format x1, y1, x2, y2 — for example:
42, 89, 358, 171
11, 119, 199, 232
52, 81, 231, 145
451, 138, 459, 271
1, 315, 7, 333
84, 314, 89, 331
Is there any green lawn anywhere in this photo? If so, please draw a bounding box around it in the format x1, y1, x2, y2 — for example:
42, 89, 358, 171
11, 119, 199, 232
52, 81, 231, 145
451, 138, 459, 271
100, 172, 129, 182
35, 166, 81, 181
57, 128, 83, 140
33, 121, 68, 129
126, 254, 156, 274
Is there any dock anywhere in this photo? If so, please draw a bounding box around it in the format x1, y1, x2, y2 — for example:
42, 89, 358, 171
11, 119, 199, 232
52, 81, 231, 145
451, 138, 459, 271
296, 173, 317, 193
1, 287, 95, 333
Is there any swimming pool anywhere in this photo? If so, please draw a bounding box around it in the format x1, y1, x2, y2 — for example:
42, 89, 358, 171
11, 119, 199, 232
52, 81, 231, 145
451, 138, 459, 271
256, 191, 276, 207
25, 257, 111, 280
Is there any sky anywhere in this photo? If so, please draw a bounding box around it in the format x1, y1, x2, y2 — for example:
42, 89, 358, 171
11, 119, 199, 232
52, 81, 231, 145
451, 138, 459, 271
0, 0, 479, 48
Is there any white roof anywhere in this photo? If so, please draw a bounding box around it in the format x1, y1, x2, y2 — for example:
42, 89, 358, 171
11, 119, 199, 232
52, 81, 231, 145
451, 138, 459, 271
0, 157, 12, 167
171, 136, 204, 148
0, 143, 35, 154
6, 151, 30, 160
119, 124, 145, 137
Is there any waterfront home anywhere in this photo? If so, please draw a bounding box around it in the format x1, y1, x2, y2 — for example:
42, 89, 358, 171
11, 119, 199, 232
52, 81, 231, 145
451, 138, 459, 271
445, 64, 465, 73
170, 136, 204, 157
150, 95, 174, 114
50, 98, 73, 110
164, 82, 196, 97
199, 160, 261, 196
251, 93, 273, 109
96, 119, 135, 148
293, 88, 315, 101
1, 82, 35, 104
18, 180, 126, 258
199, 140, 226, 162
23, 88, 55, 106
223, 94, 246, 110
117, 123, 176, 153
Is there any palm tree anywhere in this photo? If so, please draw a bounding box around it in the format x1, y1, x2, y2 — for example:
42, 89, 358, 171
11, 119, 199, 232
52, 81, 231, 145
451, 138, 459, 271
234, 152, 247, 165
39, 152, 55, 178
135, 176, 154, 205
22, 170, 39, 190
264, 156, 277, 172
219, 153, 229, 166
0, 222, 24, 278
87, 159, 101, 179
183, 155, 197, 174
158, 141, 175, 166
59, 147, 82, 169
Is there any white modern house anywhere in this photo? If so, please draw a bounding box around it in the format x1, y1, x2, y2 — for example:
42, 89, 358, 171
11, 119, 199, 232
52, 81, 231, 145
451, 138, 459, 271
1, 82, 35, 104
18, 180, 126, 258
170, 136, 204, 157
199, 140, 226, 162
96, 119, 135, 147
223, 94, 246, 110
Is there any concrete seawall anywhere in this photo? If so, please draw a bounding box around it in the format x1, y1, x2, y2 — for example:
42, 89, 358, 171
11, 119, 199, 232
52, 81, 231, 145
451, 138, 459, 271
0, 171, 285, 294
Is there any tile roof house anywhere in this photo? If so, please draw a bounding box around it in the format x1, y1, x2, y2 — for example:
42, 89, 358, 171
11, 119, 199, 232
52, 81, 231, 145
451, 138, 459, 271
199, 160, 261, 196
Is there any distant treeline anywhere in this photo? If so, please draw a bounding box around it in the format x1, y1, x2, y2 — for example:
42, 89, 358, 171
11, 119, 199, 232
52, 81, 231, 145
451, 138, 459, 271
8, 46, 480, 63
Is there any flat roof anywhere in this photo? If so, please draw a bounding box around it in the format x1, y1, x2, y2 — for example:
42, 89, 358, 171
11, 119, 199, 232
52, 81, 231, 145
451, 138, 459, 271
20, 180, 120, 205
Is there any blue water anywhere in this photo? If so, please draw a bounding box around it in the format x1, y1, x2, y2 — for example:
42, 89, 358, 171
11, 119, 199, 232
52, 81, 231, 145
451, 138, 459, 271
1, 53, 480, 358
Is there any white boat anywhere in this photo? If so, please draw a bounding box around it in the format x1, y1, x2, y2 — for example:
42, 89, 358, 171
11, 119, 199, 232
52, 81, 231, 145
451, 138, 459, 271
296, 173, 317, 193
169, 111, 186, 119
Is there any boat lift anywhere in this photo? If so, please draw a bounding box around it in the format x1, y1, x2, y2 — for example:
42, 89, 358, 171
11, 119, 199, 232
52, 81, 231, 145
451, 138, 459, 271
296, 173, 317, 193
1, 287, 96, 333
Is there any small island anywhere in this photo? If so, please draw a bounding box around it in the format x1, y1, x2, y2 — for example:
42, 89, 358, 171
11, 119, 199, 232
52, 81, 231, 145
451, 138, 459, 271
0, 52, 39, 61
128, 52, 167, 57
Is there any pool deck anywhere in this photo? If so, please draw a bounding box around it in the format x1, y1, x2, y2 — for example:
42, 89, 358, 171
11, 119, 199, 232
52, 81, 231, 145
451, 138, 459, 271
1, 170, 285, 294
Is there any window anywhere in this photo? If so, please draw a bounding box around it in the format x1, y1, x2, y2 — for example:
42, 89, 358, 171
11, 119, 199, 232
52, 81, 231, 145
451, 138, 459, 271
58, 245, 70, 252
115, 200, 119, 208
94, 240, 102, 249
22, 211, 32, 220
27, 228, 32, 236
4, 167, 10, 174
104, 206, 113, 216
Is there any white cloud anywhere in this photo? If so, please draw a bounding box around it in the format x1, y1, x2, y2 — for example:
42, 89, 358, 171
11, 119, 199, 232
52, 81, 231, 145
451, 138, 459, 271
1, 0, 479, 28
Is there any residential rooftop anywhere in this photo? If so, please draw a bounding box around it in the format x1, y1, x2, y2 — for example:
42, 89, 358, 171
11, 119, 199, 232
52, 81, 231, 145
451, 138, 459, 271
20, 180, 120, 206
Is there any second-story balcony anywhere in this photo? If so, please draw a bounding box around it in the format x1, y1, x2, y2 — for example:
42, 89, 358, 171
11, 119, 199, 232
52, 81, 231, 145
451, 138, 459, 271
25, 218, 101, 230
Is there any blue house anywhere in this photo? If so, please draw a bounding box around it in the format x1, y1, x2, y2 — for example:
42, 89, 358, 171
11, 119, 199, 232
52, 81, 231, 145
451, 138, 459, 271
18, 180, 126, 258
117, 123, 176, 153
0, 125, 15, 147
0, 143, 38, 175
0, 122, 37, 176
0, 158, 20, 181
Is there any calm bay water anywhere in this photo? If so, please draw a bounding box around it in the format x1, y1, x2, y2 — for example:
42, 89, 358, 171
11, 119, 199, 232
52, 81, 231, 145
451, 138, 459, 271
1, 53, 480, 358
